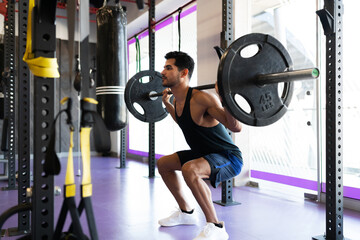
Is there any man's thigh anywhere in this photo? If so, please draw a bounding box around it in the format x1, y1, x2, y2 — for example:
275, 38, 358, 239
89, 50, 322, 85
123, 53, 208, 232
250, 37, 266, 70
157, 152, 182, 171
181, 157, 211, 179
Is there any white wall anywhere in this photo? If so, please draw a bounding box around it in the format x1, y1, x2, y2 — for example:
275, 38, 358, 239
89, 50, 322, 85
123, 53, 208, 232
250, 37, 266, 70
55, 8, 97, 43
196, 0, 221, 86
197, 0, 252, 187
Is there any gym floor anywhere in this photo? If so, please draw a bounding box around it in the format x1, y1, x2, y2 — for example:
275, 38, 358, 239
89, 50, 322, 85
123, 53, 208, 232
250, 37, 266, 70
1, 156, 360, 240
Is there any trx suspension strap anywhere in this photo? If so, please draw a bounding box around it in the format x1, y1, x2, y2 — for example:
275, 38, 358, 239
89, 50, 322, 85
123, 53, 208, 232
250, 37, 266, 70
72, 1, 98, 239
67, 0, 82, 178
68, 1, 110, 238
67, 0, 76, 90
48, 98, 87, 240
72, 98, 99, 240
67, 99, 109, 239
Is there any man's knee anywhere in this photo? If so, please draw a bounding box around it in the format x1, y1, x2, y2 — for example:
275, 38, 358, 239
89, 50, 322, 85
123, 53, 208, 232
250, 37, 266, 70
181, 163, 198, 183
157, 156, 167, 174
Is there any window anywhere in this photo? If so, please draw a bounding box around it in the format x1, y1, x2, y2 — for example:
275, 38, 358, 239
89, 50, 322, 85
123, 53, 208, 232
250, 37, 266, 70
127, 4, 197, 157
334, 0, 360, 198
248, 0, 360, 201
249, 0, 319, 193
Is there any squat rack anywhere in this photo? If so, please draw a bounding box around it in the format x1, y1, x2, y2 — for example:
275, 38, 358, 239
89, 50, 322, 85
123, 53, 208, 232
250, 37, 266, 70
314, 0, 347, 239
0, 0, 31, 237
2, 0, 16, 191
148, 0, 156, 178
214, 0, 239, 206
31, 0, 57, 238
16, 0, 31, 235
0, 0, 57, 239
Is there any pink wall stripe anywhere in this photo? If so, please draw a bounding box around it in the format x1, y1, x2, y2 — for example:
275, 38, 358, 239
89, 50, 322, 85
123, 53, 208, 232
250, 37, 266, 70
251, 170, 360, 200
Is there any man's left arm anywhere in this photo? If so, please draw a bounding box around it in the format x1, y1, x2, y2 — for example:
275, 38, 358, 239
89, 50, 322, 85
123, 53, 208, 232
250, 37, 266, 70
203, 91, 242, 132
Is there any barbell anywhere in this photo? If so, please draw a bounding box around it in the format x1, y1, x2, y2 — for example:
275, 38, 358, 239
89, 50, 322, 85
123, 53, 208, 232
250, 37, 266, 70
148, 68, 318, 98
124, 33, 320, 126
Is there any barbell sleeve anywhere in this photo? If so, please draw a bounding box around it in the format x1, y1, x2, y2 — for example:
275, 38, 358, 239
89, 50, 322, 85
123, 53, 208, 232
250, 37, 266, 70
256, 68, 319, 85
148, 68, 319, 98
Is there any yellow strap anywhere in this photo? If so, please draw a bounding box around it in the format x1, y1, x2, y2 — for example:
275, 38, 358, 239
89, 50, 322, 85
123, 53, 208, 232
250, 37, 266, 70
23, 0, 60, 78
83, 97, 98, 105
60, 97, 69, 105
65, 130, 74, 185
65, 184, 76, 198
82, 184, 92, 198
64, 130, 76, 197
80, 127, 92, 197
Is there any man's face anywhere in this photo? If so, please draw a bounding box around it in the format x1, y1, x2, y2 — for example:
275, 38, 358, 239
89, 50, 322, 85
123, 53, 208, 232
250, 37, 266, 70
161, 58, 182, 88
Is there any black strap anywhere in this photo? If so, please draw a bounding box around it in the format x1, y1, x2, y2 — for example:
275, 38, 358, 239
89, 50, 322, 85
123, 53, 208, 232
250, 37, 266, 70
67, 0, 76, 93
53, 197, 85, 240
1, 118, 9, 152
135, 35, 141, 73
44, 98, 74, 176
177, 7, 182, 51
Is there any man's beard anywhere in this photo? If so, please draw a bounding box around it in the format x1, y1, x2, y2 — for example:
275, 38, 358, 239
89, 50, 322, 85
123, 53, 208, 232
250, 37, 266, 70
162, 82, 173, 88
162, 76, 179, 88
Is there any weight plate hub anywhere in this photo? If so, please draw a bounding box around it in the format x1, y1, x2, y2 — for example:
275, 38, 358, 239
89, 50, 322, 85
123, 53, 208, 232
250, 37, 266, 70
218, 33, 294, 126
124, 70, 168, 123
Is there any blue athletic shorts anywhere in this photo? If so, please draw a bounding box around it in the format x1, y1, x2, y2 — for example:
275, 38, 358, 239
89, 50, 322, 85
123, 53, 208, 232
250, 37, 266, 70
176, 150, 243, 188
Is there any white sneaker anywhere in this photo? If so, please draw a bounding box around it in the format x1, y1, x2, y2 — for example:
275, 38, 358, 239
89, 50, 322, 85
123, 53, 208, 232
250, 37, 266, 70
158, 209, 199, 227
193, 221, 229, 240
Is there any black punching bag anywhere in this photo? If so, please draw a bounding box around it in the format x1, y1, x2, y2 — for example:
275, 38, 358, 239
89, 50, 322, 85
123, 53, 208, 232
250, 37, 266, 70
96, 5, 128, 131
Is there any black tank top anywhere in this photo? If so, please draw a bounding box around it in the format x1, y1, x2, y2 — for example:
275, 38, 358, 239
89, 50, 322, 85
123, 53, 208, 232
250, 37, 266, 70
175, 88, 240, 156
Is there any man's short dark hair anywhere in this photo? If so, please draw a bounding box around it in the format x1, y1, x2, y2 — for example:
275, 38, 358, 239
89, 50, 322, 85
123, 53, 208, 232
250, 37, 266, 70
164, 51, 195, 79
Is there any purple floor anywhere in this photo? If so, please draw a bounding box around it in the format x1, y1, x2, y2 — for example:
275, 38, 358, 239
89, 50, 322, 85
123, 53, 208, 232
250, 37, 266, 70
1, 156, 360, 240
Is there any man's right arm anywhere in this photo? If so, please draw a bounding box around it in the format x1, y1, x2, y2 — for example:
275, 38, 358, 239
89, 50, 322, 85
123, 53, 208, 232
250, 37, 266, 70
162, 88, 177, 122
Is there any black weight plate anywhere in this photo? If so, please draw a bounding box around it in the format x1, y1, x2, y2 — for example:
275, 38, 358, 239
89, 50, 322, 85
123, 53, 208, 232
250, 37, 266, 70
218, 33, 294, 126
124, 70, 168, 123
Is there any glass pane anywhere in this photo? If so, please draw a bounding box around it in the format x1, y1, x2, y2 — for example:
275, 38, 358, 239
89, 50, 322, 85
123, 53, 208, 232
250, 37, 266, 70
156, 8, 197, 155
154, 17, 179, 156
341, 0, 360, 197
127, 5, 197, 157
128, 34, 150, 156
249, 0, 318, 192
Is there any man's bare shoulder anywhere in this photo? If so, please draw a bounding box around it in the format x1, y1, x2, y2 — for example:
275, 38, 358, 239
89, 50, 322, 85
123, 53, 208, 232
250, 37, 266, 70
192, 89, 219, 106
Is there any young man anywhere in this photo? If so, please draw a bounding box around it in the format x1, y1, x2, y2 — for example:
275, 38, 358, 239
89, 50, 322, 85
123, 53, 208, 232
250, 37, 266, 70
157, 51, 243, 240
